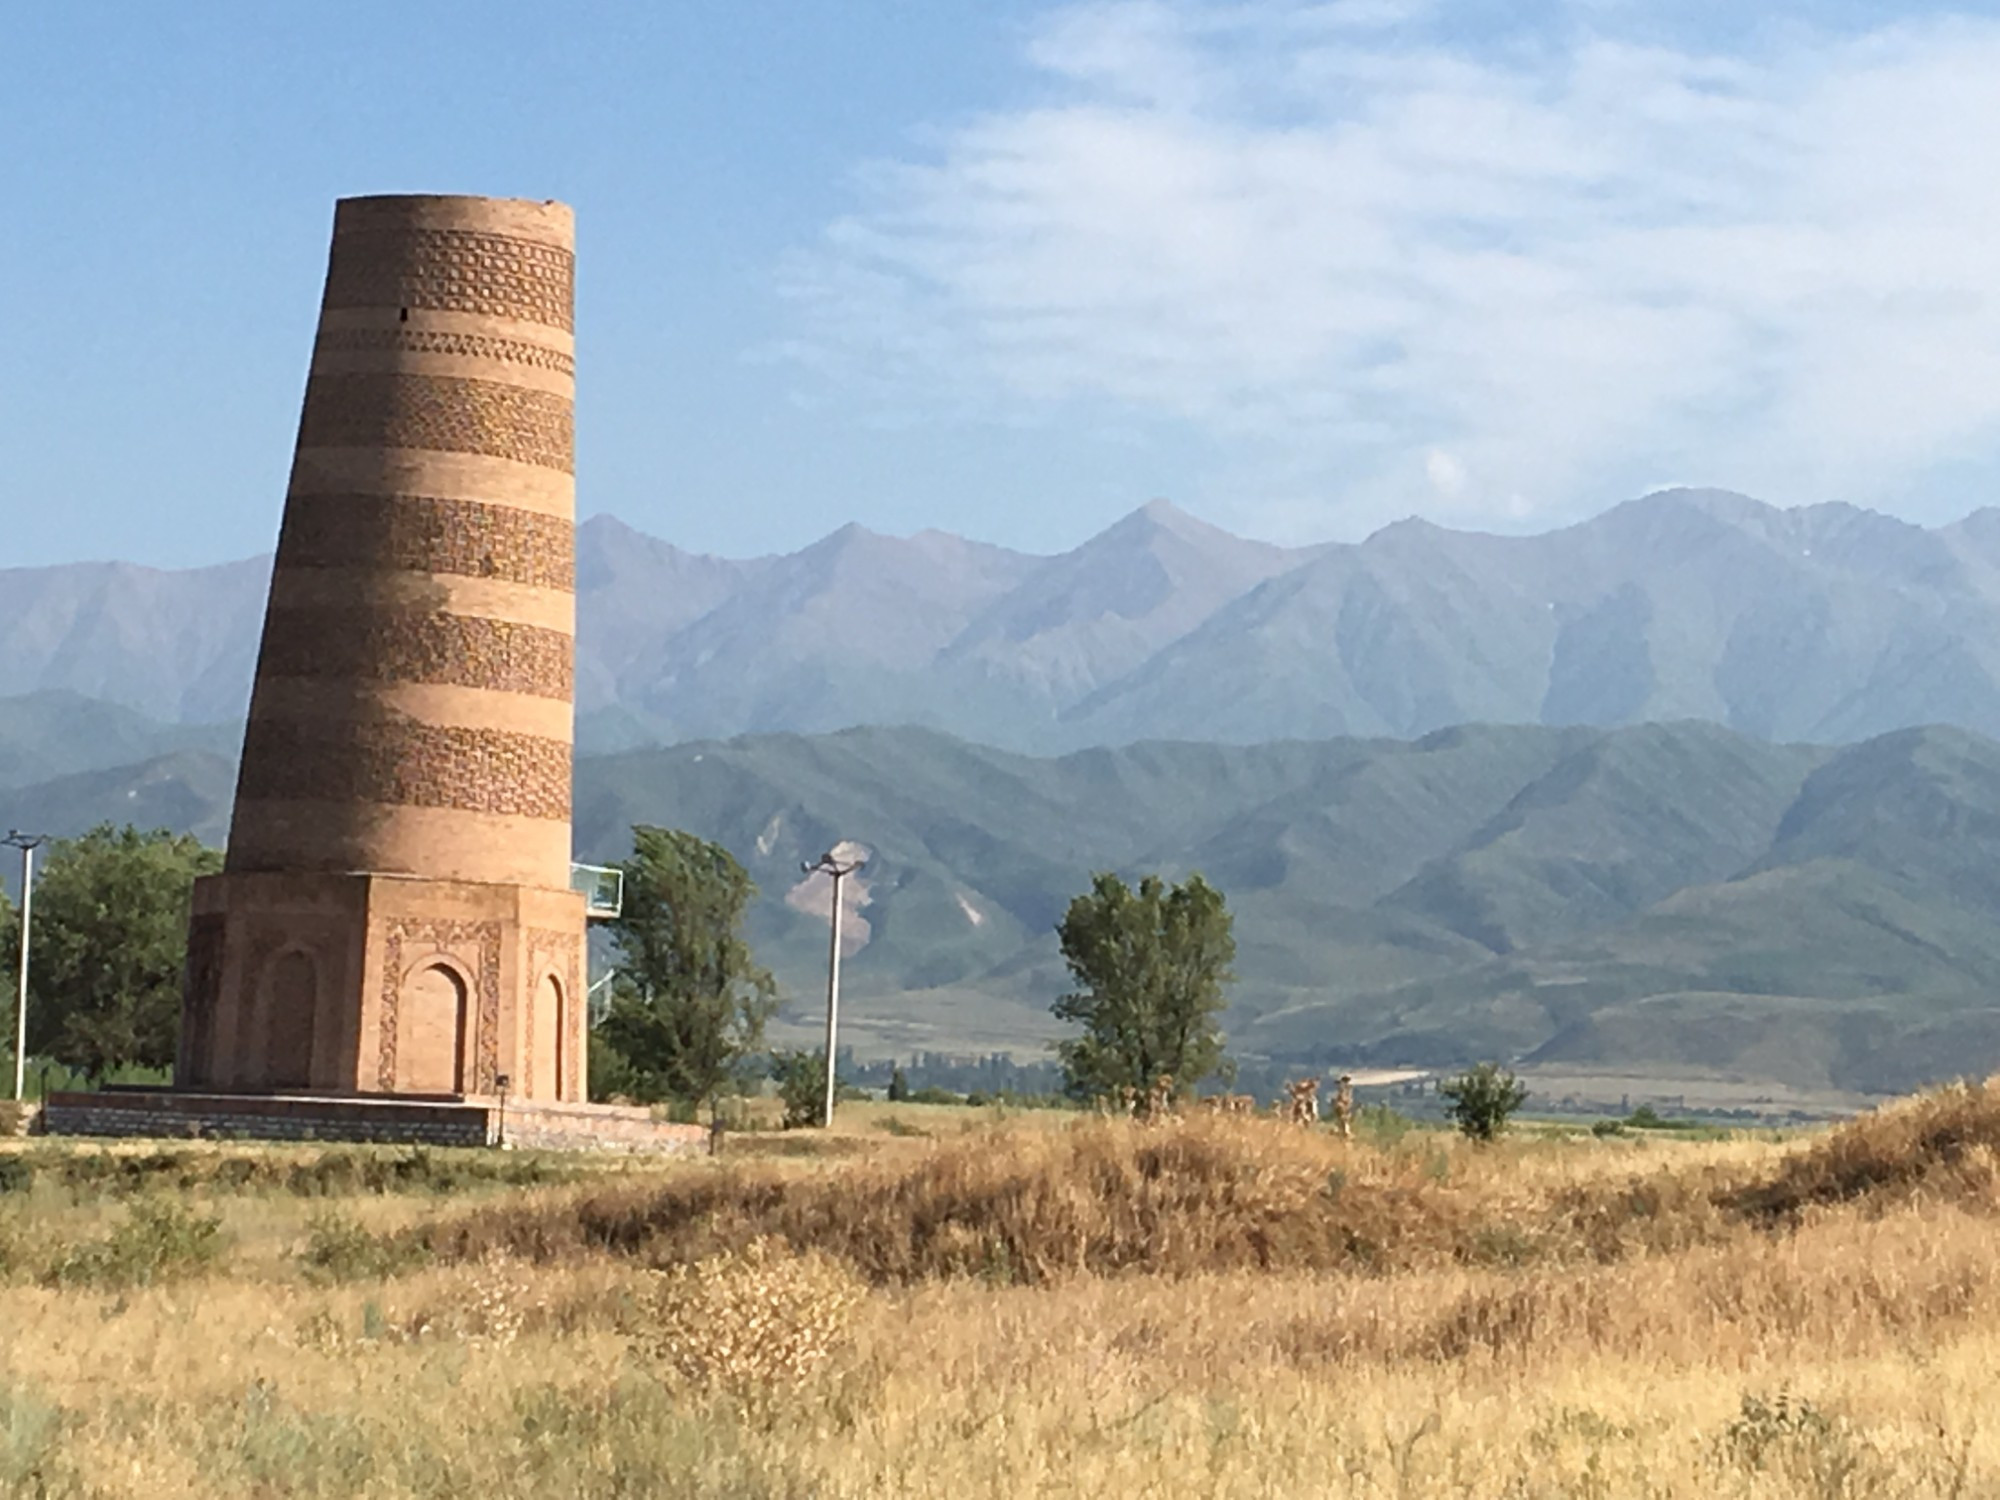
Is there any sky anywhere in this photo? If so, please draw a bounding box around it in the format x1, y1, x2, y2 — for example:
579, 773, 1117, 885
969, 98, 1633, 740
8, 0, 2000, 568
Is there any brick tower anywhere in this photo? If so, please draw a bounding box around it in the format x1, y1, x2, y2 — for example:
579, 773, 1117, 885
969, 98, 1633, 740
179, 194, 586, 1103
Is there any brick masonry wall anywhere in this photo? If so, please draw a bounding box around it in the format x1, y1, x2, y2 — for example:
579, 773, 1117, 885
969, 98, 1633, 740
275, 492, 575, 589
235, 718, 570, 820
40, 1092, 709, 1156
500, 1100, 710, 1156
44, 1092, 492, 1147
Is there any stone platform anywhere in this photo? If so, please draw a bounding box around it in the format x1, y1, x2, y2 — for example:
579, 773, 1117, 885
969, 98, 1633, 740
41, 1089, 710, 1155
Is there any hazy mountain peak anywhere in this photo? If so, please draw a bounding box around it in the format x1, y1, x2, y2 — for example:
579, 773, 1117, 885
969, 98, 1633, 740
19, 488, 2000, 754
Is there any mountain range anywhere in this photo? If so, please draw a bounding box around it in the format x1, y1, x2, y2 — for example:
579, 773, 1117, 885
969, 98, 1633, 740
22, 488, 2000, 751
9, 702, 2000, 1099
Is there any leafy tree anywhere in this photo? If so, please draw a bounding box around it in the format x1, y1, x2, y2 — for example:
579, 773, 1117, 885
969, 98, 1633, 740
1051, 871, 1236, 1103
1439, 1062, 1530, 1141
1, 825, 221, 1075
595, 826, 778, 1113
770, 1048, 831, 1129
887, 1065, 909, 1102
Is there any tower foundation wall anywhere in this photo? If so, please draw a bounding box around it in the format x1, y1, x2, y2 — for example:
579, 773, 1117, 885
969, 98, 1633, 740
180, 871, 586, 1103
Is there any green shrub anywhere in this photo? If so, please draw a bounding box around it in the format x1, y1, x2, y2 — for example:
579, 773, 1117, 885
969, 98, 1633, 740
46, 1199, 224, 1288
0, 1156, 34, 1195
1354, 1103, 1417, 1147
1439, 1062, 1529, 1142
907, 1086, 961, 1106
769, 1050, 831, 1130
297, 1210, 432, 1283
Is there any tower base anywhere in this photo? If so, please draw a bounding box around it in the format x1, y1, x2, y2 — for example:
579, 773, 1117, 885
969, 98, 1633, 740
39, 1090, 709, 1155
179, 871, 587, 1103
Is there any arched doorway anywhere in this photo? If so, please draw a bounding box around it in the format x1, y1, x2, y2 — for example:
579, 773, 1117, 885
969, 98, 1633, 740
398, 963, 468, 1094
533, 974, 564, 1101
264, 949, 318, 1088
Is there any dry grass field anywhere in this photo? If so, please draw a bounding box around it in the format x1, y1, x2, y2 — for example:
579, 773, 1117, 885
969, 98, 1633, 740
3, 1087, 2000, 1498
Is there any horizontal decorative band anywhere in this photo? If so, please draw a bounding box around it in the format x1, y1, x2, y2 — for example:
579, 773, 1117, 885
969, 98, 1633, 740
255, 606, 573, 700
237, 718, 571, 820
297, 372, 573, 473
323, 226, 574, 332
275, 493, 574, 591
314, 326, 575, 378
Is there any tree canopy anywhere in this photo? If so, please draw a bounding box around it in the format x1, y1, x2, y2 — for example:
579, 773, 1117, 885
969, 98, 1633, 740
0, 825, 221, 1076
595, 825, 777, 1111
1051, 870, 1236, 1102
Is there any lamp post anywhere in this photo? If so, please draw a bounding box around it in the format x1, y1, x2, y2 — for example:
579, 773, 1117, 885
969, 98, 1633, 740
802, 846, 866, 1128
4, 832, 49, 1103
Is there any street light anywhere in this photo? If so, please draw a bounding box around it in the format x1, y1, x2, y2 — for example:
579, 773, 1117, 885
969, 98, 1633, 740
802, 844, 867, 1128
4, 831, 49, 1103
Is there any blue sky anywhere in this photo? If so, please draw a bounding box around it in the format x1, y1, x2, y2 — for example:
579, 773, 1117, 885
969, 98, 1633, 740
8, 1, 2000, 568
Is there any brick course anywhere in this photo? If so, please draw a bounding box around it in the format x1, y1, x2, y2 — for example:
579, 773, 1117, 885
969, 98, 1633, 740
298, 372, 574, 473
256, 606, 573, 700
235, 718, 571, 820
323, 225, 575, 331
314, 326, 575, 377
275, 493, 575, 590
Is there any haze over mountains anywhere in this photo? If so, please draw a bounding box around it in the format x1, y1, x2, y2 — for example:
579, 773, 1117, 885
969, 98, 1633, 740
20, 488, 2000, 751
18, 485, 2000, 1100
9, 701, 2000, 1098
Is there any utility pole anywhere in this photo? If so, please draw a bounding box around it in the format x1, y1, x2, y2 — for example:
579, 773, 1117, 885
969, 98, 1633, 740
4, 832, 49, 1103
802, 846, 866, 1128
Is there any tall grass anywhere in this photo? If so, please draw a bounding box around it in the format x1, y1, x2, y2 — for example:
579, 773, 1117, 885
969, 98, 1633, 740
2, 1081, 2000, 1495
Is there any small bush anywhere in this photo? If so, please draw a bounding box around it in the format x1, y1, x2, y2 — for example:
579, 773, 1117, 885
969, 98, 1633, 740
0, 1156, 34, 1195
45, 1199, 224, 1289
1711, 1389, 1879, 1490
1439, 1063, 1529, 1142
1354, 1104, 1417, 1147
298, 1210, 432, 1283
642, 1237, 865, 1395
906, 1086, 961, 1106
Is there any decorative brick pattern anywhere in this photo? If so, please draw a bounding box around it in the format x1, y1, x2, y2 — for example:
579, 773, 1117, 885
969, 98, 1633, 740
299, 372, 573, 473
324, 226, 574, 332
257, 606, 573, 699
178, 915, 226, 1086
237, 718, 571, 820
315, 326, 575, 377
276, 493, 573, 590
376, 919, 504, 1093
525, 928, 583, 1100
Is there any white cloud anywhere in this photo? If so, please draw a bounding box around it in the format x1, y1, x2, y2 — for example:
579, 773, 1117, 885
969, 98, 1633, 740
1425, 447, 1466, 497
783, 2, 2000, 537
